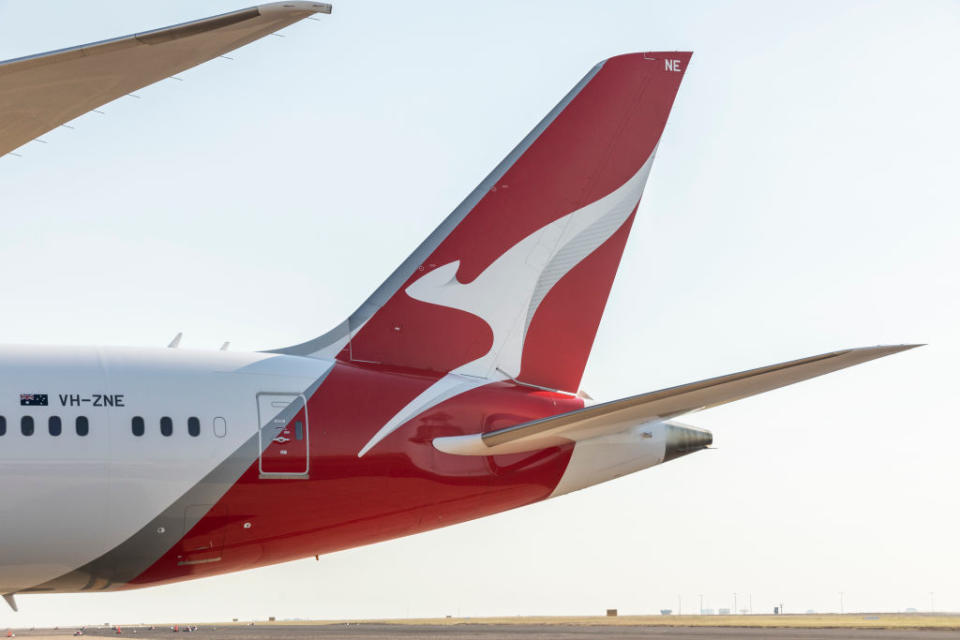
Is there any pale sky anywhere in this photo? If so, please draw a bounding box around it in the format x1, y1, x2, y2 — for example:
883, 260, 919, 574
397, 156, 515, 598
0, 0, 957, 628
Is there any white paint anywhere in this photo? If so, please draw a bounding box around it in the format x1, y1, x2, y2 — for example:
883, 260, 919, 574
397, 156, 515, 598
357, 157, 659, 456
0, 345, 332, 595
549, 422, 667, 498
405, 153, 656, 382
357, 372, 493, 457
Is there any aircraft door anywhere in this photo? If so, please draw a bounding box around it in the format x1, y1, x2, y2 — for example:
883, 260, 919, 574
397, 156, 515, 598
257, 392, 309, 478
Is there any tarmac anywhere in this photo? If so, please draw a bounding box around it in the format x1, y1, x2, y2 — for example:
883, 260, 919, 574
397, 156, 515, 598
9, 624, 960, 640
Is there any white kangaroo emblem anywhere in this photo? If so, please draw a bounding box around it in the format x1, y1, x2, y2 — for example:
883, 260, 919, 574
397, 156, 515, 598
358, 152, 657, 457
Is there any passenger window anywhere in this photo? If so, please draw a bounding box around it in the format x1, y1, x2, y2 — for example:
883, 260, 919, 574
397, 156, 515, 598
21, 416, 34, 436
160, 417, 173, 437
132, 416, 145, 437
0, 415, 5, 436
49, 416, 62, 436
188, 417, 200, 437
76, 416, 89, 436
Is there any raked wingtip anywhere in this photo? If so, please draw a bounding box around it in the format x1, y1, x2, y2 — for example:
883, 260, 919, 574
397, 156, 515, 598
881, 343, 925, 353
852, 343, 924, 359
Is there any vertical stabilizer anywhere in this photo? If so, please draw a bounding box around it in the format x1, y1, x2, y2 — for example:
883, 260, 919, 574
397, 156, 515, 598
275, 52, 692, 392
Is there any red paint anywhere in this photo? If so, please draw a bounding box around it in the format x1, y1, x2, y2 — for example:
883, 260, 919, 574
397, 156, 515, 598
519, 210, 638, 392
347, 52, 690, 390
128, 362, 582, 587
350, 297, 493, 372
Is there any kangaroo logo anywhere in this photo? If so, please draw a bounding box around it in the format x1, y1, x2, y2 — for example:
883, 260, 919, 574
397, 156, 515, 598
406, 151, 657, 381
357, 151, 658, 457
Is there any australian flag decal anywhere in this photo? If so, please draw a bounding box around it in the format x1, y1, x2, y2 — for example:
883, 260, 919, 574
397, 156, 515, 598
20, 393, 48, 406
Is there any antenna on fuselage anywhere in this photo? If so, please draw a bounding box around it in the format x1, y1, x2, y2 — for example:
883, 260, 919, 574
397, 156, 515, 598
2, 593, 17, 611
167, 332, 182, 348
220, 341, 230, 351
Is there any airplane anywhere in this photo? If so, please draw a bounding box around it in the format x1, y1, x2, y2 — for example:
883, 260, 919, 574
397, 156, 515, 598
0, 2, 916, 611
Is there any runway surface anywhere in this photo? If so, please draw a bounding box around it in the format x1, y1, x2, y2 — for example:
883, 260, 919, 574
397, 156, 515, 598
44, 623, 960, 640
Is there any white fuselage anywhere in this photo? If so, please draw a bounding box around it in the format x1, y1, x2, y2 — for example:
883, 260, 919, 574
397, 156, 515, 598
0, 344, 332, 595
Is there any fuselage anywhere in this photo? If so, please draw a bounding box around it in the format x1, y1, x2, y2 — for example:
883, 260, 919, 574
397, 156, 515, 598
0, 344, 669, 595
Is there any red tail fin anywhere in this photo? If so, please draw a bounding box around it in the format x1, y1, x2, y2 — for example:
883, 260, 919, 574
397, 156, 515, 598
276, 52, 692, 392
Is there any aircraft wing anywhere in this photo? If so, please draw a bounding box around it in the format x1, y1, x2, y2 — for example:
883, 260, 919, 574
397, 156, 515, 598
433, 344, 918, 456
0, 1, 331, 157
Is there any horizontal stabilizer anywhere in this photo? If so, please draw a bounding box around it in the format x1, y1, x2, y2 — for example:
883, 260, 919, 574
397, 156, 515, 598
0, 2, 331, 156
433, 345, 919, 456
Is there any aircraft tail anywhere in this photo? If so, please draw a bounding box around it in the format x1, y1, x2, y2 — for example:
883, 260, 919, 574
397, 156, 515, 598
274, 52, 692, 393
